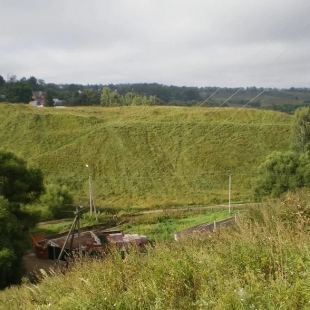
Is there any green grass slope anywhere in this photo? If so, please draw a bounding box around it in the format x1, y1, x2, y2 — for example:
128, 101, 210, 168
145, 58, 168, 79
2, 192, 310, 309
0, 103, 292, 207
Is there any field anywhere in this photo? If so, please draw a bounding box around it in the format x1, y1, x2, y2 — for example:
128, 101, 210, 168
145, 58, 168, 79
0, 103, 292, 208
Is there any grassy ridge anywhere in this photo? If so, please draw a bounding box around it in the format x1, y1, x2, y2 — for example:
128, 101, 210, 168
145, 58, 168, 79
0, 103, 292, 207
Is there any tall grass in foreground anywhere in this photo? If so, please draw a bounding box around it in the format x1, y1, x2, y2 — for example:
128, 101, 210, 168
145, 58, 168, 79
2, 191, 310, 309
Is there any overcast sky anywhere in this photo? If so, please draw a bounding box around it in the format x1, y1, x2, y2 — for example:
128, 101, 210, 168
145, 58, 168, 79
1, 0, 310, 88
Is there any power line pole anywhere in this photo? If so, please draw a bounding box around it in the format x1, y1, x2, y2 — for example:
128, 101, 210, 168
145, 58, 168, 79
228, 172, 232, 214
86, 164, 98, 222
57, 205, 84, 263
89, 173, 93, 214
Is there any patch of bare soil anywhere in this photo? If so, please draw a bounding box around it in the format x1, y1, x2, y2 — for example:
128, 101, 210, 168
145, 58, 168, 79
23, 252, 59, 280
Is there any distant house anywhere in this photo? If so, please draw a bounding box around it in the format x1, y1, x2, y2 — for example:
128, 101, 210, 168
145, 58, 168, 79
52, 99, 66, 108
29, 91, 46, 107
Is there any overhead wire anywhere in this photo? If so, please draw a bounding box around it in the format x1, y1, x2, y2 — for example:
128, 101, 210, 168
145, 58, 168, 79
95, 2, 310, 205
100, 3, 310, 194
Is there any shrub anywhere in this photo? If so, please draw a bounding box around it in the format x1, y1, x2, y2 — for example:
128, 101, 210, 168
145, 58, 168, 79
39, 184, 74, 219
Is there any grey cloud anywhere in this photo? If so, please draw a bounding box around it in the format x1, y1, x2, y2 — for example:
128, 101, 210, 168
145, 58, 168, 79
1, 0, 310, 87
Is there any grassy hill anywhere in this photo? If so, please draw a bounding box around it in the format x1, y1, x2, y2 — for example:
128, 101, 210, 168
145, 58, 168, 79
0, 103, 292, 208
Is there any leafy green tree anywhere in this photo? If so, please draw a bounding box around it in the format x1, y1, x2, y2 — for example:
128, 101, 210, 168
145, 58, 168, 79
100, 87, 120, 106
80, 89, 100, 105
253, 151, 310, 199
255, 107, 310, 200
123, 92, 136, 105
1, 81, 32, 103
149, 95, 161, 105
0, 151, 44, 204
296, 151, 310, 185
101, 87, 161, 107
68, 89, 99, 106
110, 91, 122, 106
8, 75, 17, 83
292, 107, 310, 152
0, 196, 29, 289
131, 95, 141, 106
39, 183, 74, 219
0, 151, 46, 288
45, 90, 55, 107
100, 87, 113, 106
0, 150, 43, 231
26, 76, 37, 89
0, 75, 5, 87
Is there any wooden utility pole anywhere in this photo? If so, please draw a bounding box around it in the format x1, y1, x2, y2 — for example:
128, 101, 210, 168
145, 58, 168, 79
57, 206, 84, 262
228, 172, 232, 213
86, 164, 98, 222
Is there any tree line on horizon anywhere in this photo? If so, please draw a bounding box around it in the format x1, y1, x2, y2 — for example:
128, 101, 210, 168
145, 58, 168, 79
1, 74, 310, 112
